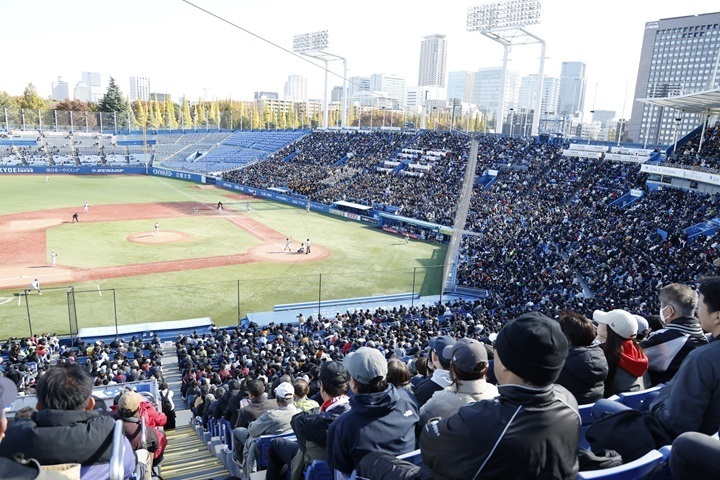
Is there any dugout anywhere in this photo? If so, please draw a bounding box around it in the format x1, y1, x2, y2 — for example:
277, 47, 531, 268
378, 213, 451, 242
331, 200, 373, 216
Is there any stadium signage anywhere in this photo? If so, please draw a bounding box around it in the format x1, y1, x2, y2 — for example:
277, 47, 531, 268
0, 166, 147, 175
0, 167, 34, 173
641, 164, 720, 186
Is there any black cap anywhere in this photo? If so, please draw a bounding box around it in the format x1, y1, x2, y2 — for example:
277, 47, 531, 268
227, 379, 241, 392
495, 312, 568, 386
319, 360, 350, 387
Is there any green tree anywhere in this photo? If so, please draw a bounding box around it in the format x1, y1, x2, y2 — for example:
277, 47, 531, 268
134, 100, 147, 128
19, 83, 47, 112
152, 95, 164, 128
98, 77, 129, 113
0, 91, 14, 110
251, 102, 260, 129
181, 98, 192, 129
209, 101, 219, 127
165, 97, 178, 129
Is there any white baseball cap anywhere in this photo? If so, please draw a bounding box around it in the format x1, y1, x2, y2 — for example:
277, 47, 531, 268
593, 309, 638, 339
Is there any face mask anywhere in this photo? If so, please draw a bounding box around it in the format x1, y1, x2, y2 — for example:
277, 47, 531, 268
660, 305, 670, 323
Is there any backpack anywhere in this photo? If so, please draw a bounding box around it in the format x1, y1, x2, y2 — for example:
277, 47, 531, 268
160, 391, 176, 430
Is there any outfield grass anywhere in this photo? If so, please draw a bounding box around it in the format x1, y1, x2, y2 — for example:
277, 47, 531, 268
0, 175, 446, 339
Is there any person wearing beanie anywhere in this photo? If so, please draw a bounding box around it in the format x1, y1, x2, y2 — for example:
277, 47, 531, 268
266, 361, 352, 480
356, 312, 580, 480
419, 338, 499, 426
594, 309, 651, 397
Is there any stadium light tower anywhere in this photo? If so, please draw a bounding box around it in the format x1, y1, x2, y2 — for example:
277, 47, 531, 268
293, 31, 347, 129
467, 0, 545, 136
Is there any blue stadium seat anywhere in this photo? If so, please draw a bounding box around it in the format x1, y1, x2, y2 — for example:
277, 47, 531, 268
257, 432, 296, 469
577, 449, 666, 480
616, 384, 664, 410
305, 460, 333, 480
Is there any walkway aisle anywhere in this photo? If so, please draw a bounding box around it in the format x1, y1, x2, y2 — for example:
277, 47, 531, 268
160, 342, 230, 480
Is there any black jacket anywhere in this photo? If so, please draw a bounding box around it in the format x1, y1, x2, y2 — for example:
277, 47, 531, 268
419, 384, 580, 480
640, 316, 708, 385
556, 345, 608, 404
291, 397, 351, 450
0, 409, 116, 466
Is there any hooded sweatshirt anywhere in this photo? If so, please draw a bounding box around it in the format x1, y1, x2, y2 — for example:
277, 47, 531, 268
327, 384, 419, 474
618, 340, 649, 377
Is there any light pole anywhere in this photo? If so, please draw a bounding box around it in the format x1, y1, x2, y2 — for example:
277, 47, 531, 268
382, 106, 386, 128
468, 0, 544, 135
673, 116, 682, 157
293, 31, 348, 128
509, 108, 514, 137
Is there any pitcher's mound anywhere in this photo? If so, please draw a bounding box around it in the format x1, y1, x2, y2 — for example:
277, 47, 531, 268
127, 231, 190, 244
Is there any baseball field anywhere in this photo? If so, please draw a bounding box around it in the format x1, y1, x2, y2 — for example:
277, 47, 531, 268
0, 174, 446, 340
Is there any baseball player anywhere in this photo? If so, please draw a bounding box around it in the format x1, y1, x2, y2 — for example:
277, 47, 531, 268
84, 201, 89, 214
45, 175, 49, 183
405, 232, 410, 244
306, 202, 311, 213
283, 238, 291, 253
217, 201, 223, 213
306, 238, 311, 255
51, 250, 57, 267
29, 278, 41, 295
154, 222, 160, 236
72, 212, 79, 223
246, 202, 252, 212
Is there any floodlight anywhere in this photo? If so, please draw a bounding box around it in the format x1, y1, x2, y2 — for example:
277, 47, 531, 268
292, 30, 329, 53
467, 0, 541, 32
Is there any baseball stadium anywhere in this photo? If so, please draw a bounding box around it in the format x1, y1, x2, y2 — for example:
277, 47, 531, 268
3, 1, 720, 479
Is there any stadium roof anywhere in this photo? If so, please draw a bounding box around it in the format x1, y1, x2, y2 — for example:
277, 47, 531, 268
637, 88, 720, 113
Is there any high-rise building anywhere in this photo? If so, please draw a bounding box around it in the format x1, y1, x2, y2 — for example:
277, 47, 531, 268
418, 34, 447, 88
129, 76, 150, 102
73, 82, 90, 102
370, 73, 406, 110
254, 91, 279, 100
592, 110, 616, 129
284, 75, 307, 102
81, 71, 103, 103
557, 62, 586, 116
628, 12, 720, 144
447, 71, 475, 104
51, 77, 69, 101
348, 76, 371, 97
518, 75, 560, 115
472, 67, 520, 120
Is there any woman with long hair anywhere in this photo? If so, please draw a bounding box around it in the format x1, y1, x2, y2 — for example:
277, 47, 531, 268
594, 309, 651, 397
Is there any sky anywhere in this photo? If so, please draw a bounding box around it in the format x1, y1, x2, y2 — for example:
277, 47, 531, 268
2, 0, 719, 118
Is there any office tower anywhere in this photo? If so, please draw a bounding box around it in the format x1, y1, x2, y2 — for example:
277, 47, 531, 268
418, 34, 447, 87
370, 73, 406, 109
592, 110, 616, 129
284, 75, 308, 102
348, 76, 371, 97
473, 67, 520, 120
73, 82, 90, 102
628, 12, 720, 144
557, 62, 586, 116
129, 76, 151, 102
51, 77, 69, 101
518, 75, 560, 115
447, 71, 475, 104
81, 71, 103, 103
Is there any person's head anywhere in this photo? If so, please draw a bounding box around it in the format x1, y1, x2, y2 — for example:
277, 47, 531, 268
429, 335, 455, 371
659, 283, 698, 323
494, 312, 568, 387
593, 309, 638, 342
36, 363, 95, 411
274, 382, 294, 406
697, 277, 720, 337
414, 356, 429, 377
445, 338, 489, 390
556, 310, 596, 347
117, 391, 143, 419
293, 379, 310, 399
0, 377, 18, 441
246, 379, 265, 398
318, 361, 350, 400
343, 347, 388, 394
386, 359, 411, 389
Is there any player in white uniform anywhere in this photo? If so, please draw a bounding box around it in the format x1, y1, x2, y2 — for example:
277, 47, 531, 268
51, 250, 57, 267
306, 238, 311, 255
283, 238, 291, 252
405, 232, 409, 244
306, 202, 311, 213
154, 222, 160, 236
246, 202, 251, 212
84, 202, 89, 214
29, 278, 41, 295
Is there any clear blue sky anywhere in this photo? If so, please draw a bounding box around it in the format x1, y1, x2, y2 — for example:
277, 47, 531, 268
2, 0, 719, 117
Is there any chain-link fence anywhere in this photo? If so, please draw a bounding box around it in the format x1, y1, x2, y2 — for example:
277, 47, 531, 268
0, 266, 443, 341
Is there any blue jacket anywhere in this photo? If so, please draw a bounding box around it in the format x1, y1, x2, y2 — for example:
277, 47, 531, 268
327, 384, 419, 474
